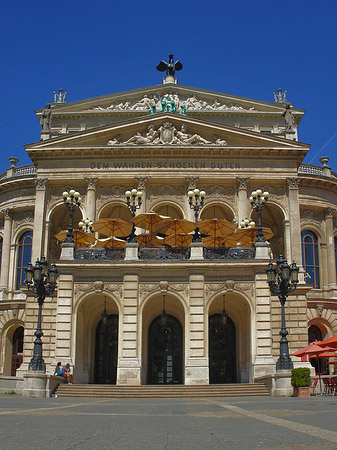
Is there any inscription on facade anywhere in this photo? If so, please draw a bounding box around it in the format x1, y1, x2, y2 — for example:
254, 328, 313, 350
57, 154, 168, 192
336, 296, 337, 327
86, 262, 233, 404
90, 161, 241, 170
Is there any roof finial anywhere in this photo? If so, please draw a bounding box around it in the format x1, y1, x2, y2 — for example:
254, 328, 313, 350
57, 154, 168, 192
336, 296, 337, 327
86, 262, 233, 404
53, 88, 67, 103
273, 88, 287, 103
156, 54, 183, 84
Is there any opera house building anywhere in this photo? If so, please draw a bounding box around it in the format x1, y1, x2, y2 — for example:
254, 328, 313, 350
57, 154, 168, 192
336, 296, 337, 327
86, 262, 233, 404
1, 61, 336, 395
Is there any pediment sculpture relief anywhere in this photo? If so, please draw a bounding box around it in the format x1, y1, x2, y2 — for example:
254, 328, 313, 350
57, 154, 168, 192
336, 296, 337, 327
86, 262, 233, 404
90, 93, 254, 112
107, 123, 227, 146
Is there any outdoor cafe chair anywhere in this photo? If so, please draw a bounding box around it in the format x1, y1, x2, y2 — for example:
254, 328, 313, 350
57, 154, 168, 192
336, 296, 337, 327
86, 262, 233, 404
322, 377, 333, 395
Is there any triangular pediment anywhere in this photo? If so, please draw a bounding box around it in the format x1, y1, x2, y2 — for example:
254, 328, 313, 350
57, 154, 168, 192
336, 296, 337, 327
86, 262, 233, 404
38, 84, 304, 119
26, 113, 309, 157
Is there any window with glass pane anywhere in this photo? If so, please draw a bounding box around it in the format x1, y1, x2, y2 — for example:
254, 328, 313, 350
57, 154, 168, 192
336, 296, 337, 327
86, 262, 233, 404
301, 230, 320, 288
16, 231, 33, 290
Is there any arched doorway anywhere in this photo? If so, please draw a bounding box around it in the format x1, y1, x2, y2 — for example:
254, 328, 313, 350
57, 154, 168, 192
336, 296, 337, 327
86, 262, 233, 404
148, 314, 183, 384
94, 314, 118, 384
11, 326, 24, 376
209, 314, 236, 383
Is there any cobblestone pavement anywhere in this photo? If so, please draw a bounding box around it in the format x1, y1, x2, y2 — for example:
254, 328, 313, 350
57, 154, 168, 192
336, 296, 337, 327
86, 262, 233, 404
1, 395, 337, 449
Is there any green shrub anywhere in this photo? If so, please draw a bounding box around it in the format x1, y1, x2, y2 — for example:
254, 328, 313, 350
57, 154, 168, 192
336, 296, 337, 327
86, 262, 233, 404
291, 367, 311, 387
334, 361, 337, 374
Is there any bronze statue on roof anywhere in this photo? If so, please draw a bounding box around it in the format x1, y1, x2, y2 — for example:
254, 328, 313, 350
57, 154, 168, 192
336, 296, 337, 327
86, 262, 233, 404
156, 54, 183, 76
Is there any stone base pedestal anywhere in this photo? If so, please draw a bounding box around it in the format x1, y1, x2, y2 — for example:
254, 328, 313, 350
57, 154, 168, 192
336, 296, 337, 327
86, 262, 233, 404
189, 242, 204, 260
185, 358, 209, 384
0, 286, 8, 301
274, 370, 293, 397
60, 242, 75, 260
117, 359, 141, 385
22, 372, 48, 398
252, 355, 276, 379
40, 130, 51, 141
125, 242, 139, 260
254, 241, 269, 259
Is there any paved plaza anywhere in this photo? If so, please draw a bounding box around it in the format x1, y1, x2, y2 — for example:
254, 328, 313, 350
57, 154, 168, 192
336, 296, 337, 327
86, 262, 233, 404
0, 395, 337, 449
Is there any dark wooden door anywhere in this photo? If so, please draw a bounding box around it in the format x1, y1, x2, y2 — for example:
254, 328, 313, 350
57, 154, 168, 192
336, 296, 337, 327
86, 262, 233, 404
209, 314, 236, 383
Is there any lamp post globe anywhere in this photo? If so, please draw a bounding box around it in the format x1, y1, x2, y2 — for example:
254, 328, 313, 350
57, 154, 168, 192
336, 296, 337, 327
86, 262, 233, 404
250, 188, 269, 242
62, 189, 82, 243
125, 188, 143, 242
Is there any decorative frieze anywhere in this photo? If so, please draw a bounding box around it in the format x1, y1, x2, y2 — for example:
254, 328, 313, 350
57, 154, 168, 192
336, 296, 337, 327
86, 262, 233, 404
300, 209, 324, 225
139, 282, 188, 301
74, 282, 123, 300
147, 184, 185, 200
13, 210, 34, 226
205, 281, 253, 299
206, 185, 235, 201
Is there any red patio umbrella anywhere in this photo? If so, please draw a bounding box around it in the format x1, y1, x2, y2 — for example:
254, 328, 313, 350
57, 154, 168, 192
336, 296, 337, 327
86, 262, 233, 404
318, 335, 337, 348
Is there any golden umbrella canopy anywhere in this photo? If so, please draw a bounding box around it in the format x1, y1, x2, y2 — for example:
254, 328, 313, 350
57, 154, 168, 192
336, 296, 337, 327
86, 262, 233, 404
133, 212, 169, 233
55, 229, 96, 247
232, 226, 274, 245
202, 234, 243, 248
164, 233, 193, 248
198, 218, 236, 242
92, 218, 133, 238
154, 218, 195, 236
93, 236, 126, 249
136, 233, 164, 248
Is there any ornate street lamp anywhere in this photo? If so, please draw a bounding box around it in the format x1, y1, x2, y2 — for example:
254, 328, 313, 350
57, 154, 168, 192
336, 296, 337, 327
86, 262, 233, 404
125, 188, 143, 242
249, 189, 269, 242
25, 258, 58, 371
78, 218, 93, 233
239, 218, 255, 229
188, 188, 206, 223
62, 189, 82, 243
266, 254, 299, 371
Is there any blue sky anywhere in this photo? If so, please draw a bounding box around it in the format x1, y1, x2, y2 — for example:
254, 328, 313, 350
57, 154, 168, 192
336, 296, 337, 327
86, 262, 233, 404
1, 0, 336, 173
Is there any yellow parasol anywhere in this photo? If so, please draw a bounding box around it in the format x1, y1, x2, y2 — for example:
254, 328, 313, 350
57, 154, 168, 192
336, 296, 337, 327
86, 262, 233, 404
137, 233, 164, 248
133, 212, 169, 233
55, 230, 96, 247
154, 218, 195, 236
93, 236, 126, 249
164, 233, 193, 248
92, 218, 133, 238
198, 218, 236, 246
232, 226, 274, 245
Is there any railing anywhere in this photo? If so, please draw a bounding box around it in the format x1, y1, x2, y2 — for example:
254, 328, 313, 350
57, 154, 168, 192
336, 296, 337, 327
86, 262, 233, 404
0, 165, 37, 182
298, 164, 337, 180
75, 246, 254, 261
204, 246, 254, 260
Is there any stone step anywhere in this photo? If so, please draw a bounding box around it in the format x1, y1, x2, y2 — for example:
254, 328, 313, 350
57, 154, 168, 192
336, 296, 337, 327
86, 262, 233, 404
54, 383, 270, 398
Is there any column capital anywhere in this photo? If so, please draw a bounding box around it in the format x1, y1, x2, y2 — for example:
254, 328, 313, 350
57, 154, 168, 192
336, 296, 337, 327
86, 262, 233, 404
84, 177, 98, 190
185, 177, 199, 191
35, 178, 48, 190
286, 177, 300, 189
324, 207, 335, 220
135, 177, 149, 191
3, 208, 12, 219
236, 177, 250, 190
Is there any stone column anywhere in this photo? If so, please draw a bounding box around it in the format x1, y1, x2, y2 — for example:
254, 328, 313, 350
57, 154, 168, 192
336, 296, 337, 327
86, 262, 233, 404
84, 177, 97, 222
253, 273, 276, 378
286, 178, 303, 270
0, 209, 13, 299
117, 274, 141, 385
135, 177, 149, 214
236, 177, 250, 224
283, 219, 291, 261
324, 208, 336, 288
185, 177, 199, 222
185, 273, 208, 384
55, 273, 74, 365
31, 178, 48, 263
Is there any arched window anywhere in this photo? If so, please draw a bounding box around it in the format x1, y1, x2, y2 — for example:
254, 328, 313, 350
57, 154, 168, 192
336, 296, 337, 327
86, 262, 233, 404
16, 231, 33, 290
301, 230, 320, 288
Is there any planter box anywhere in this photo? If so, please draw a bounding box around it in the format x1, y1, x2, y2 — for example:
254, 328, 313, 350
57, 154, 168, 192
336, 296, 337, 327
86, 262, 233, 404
293, 387, 310, 397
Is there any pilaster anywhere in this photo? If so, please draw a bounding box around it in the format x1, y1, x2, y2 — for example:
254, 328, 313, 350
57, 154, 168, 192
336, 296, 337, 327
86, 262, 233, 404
84, 177, 98, 222
185, 273, 208, 385
236, 177, 250, 223
253, 273, 276, 378
31, 178, 48, 263
286, 178, 303, 273
117, 274, 140, 385
0, 209, 13, 299
55, 274, 74, 364
324, 208, 337, 288
135, 177, 149, 214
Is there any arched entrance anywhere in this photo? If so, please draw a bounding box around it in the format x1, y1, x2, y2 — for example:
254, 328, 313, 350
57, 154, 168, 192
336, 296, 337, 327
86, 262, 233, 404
148, 314, 183, 384
94, 314, 118, 384
11, 326, 24, 376
209, 314, 236, 383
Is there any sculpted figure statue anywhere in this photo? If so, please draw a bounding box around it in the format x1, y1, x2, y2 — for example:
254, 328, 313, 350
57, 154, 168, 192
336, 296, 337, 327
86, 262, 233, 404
107, 134, 121, 145
125, 125, 158, 144
156, 54, 183, 76
40, 104, 52, 131
283, 104, 295, 131
213, 135, 227, 145
175, 124, 211, 145
132, 95, 152, 110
